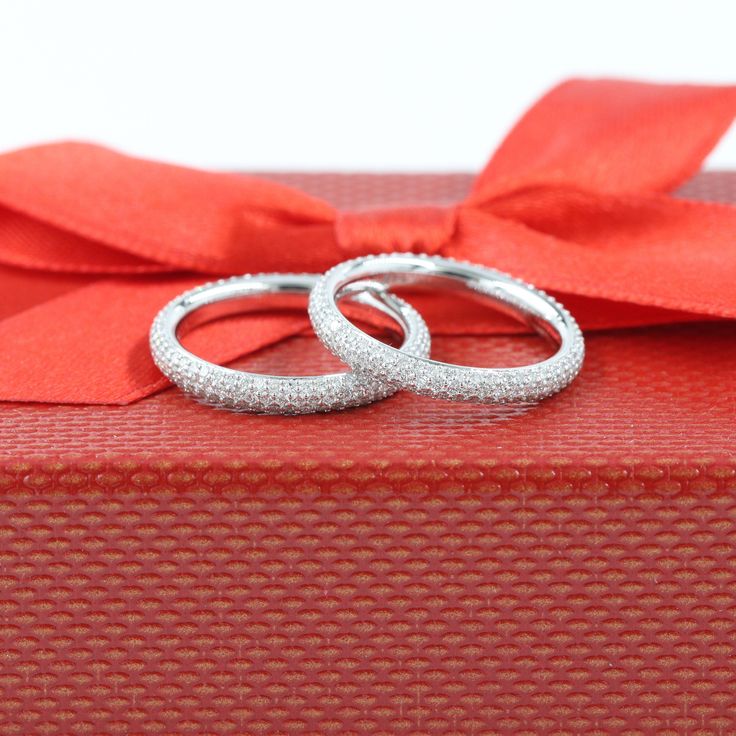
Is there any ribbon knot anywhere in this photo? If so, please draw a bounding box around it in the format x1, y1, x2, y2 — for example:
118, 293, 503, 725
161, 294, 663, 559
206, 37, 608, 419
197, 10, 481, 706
1, 78, 736, 404
335, 205, 457, 257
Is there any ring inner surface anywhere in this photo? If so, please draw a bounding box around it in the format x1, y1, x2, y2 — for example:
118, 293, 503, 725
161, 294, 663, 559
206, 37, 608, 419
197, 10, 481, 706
173, 279, 411, 379
332, 260, 568, 369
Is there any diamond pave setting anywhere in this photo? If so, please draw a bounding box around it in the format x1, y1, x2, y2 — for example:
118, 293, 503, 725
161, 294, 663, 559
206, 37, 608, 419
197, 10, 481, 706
150, 273, 431, 414
309, 254, 585, 404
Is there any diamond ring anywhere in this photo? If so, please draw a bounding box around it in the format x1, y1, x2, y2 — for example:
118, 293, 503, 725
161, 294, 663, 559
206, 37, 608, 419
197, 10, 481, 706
309, 254, 584, 404
150, 273, 430, 414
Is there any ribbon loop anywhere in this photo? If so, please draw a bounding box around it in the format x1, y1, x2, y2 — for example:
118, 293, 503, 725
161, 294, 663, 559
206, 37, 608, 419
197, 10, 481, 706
335, 205, 457, 257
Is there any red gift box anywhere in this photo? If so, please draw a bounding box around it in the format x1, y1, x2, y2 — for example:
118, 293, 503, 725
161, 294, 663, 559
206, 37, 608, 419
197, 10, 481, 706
1, 169, 736, 736
3, 77, 736, 735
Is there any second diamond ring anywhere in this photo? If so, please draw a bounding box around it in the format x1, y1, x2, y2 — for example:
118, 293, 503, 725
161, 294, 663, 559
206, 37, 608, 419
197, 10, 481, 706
309, 254, 584, 404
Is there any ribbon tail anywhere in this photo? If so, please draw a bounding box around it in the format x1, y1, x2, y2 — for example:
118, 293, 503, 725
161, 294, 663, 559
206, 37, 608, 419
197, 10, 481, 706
0, 278, 310, 404
446, 197, 736, 322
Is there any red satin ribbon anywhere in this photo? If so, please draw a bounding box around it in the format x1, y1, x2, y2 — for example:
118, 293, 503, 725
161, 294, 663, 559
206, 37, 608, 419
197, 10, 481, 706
2, 78, 736, 405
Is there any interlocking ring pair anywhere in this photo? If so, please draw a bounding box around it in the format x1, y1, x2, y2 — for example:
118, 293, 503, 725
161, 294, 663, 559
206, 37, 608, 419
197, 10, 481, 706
150, 254, 585, 414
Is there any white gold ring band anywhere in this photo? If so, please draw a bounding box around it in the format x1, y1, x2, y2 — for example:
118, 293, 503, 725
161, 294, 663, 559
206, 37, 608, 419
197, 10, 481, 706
150, 272, 431, 414
309, 254, 584, 404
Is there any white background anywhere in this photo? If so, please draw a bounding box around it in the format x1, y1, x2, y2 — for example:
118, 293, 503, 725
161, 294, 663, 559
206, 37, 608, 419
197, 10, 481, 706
0, 0, 735, 172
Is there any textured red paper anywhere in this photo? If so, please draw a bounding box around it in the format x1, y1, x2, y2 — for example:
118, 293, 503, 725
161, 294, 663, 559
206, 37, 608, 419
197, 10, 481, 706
1, 173, 735, 736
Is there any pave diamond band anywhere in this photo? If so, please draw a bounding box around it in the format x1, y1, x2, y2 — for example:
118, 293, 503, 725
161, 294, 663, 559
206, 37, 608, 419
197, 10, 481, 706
150, 257, 584, 414
149, 273, 431, 414
309, 254, 585, 404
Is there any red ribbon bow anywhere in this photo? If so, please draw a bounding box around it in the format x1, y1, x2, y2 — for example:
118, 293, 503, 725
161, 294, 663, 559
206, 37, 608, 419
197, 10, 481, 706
2, 78, 736, 405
